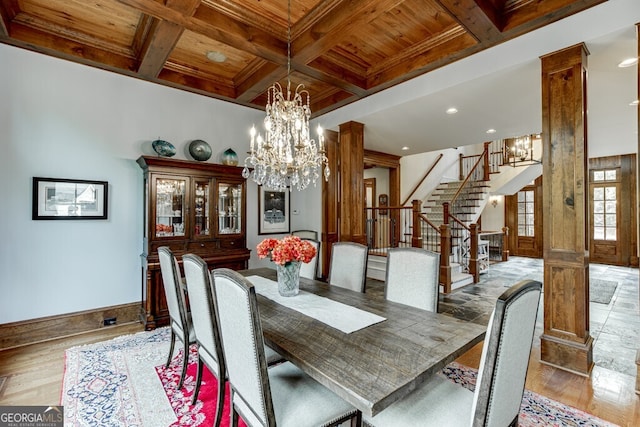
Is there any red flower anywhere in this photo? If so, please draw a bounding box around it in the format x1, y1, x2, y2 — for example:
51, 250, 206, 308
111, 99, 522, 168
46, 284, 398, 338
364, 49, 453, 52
257, 236, 317, 265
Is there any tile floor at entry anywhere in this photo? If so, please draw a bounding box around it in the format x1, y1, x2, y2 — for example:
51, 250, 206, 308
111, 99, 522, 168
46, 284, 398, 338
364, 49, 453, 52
367, 256, 640, 377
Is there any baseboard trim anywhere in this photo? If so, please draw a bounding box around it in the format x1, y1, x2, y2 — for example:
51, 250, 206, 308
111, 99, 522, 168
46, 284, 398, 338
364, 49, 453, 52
0, 303, 140, 350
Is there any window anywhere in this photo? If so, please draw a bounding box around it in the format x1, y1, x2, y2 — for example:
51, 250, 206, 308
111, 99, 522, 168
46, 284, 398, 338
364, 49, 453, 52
591, 168, 618, 241
517, 190, 535, 237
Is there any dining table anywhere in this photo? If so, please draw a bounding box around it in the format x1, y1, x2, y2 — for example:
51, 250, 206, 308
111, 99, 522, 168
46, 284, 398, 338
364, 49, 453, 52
240, 268, 486, 418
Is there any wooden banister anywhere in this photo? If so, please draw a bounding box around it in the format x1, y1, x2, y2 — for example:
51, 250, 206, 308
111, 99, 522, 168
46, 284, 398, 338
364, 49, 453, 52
451, 143, 489, 205
402, 153, 444, 206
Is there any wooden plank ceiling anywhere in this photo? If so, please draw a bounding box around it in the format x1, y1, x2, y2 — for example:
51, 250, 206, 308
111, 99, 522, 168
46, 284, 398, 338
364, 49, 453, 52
0, 0, 605, 117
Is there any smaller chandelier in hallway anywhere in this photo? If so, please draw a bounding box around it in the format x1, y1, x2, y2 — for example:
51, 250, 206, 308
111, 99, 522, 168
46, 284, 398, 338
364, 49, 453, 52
242, 0, 330, 192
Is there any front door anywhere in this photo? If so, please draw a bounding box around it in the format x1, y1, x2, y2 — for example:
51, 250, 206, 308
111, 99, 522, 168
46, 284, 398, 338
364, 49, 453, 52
589, 168, 621, 265
506, 177, 542, 257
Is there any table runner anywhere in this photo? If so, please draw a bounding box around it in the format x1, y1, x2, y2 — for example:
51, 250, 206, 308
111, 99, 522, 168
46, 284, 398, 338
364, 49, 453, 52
246, 275, 386, 334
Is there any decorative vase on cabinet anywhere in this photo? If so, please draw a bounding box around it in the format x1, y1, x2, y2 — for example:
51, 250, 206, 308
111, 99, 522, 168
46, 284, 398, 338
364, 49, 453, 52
137, 156, 250, 329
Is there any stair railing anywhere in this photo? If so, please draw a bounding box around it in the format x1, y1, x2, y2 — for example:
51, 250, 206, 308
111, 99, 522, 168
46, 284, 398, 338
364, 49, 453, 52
443, 142, 491, 287
365, 205, 413, 257
401, 153, 444, 206
411, 200, 452, 292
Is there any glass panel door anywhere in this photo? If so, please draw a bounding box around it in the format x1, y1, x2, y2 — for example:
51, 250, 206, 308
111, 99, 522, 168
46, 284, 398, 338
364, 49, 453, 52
193, 179, 210, 237
218, 182, 242, 234
155, 177, 186, 237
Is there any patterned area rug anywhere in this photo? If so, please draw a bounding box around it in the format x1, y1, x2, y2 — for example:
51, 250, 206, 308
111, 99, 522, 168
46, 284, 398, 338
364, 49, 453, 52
590, 279, 618, 304
63, 329, 619, 426
442, 362, 618, 427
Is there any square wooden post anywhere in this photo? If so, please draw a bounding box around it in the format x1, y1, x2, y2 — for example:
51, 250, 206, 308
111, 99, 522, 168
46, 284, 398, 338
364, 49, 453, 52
338, 121, 365, 244
540, 44, 593, 375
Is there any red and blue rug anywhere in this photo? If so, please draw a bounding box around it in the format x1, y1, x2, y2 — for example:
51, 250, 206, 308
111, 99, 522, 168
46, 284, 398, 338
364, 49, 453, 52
62, 328, 619, 426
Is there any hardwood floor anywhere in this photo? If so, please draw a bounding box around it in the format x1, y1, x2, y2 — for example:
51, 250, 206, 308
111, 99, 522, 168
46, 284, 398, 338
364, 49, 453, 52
0, 322, 143, 406
1, 258, 638, 426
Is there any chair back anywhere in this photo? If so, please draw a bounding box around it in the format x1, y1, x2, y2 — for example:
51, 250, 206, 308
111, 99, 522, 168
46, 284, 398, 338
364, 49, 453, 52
158, 246, 190, 337
384, 247, 439, 312
299, 239, 321, 280
328, 242, 368, 293
470, 280, 542, 427
182, 254, 225, 378
212, 268, 275, 426
291, 229, 318, 240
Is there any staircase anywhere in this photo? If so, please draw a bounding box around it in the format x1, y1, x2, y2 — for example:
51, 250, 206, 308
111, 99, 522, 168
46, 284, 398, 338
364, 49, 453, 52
365, 137, 541, 291
423, 180, 490, 289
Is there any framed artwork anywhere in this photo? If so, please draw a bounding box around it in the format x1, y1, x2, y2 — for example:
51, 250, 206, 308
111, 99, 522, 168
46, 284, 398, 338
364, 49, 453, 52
258, 186, 290, 234
32, 177, 108, 220
378, 193, 389, 215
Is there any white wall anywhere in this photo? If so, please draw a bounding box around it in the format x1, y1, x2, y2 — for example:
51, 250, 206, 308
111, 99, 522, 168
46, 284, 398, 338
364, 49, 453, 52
364, 167, 389, 201
0, 44, 306, 323
400, 148, 460, 203
481, 196, 505, 232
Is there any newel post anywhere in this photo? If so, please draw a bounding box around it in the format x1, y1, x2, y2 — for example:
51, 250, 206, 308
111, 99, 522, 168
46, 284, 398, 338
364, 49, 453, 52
411, 200, 423, 248
439, 224, 452, 294
501, 226, 510, 261
483, 142, 491, 181
458, 153, 464, 181
470, 223, 479, 283
442, 202, 450, 225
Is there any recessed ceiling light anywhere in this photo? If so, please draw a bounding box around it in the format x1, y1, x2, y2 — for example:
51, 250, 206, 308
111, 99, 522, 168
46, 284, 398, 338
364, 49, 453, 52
446, 107, 458, 115
401, 146, 409, 151
206, 51, 227, 63
618, 57, 638, 68
630, 100, 639, 106
486, 129, 497, 134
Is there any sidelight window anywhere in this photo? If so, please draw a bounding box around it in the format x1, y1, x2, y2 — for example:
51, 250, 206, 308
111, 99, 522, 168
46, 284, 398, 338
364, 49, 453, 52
517, 190, 535, 237
592, 169, 618, 241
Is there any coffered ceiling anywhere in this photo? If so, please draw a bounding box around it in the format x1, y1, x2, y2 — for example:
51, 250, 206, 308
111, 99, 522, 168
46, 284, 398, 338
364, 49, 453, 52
0, 0, 608, 117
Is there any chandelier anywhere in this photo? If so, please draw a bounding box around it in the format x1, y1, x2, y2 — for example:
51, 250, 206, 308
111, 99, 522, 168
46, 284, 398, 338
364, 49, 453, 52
242, 0, 330, 191
511, 135, 530, 161
507, 134, 541, 167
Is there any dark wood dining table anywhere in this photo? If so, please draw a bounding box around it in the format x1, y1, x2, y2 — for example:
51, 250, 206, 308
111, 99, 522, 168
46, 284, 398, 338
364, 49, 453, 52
241, 268, 486, 417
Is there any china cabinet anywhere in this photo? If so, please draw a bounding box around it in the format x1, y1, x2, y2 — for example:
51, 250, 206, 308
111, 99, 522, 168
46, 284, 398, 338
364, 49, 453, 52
137, 156, 250, 329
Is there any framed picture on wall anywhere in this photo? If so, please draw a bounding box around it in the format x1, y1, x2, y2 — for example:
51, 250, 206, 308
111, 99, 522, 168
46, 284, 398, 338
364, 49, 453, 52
258, 186, 290, 234
32, 177, 108, 220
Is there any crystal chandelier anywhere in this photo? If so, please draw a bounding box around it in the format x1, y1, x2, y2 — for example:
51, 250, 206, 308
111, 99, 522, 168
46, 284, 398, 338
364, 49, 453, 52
242, 0, 330, 191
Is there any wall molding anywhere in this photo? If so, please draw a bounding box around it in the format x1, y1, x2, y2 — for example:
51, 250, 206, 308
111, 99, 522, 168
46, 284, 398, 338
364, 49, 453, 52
0, 303, 140, 350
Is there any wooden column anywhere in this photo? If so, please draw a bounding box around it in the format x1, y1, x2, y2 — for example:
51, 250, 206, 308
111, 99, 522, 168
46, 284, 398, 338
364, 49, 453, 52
321, 129, 339, 280
338, 121, 366, 244
540, 44, 593, 375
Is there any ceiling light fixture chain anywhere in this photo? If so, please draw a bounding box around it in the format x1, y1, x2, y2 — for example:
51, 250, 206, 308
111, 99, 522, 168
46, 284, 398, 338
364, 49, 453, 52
242, 0, 330, 191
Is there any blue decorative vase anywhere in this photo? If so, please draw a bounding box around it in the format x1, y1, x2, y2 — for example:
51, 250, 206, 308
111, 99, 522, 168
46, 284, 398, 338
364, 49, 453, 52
152, 139, 176, 157
221, 148, 239, 166
276, 261, 301, 297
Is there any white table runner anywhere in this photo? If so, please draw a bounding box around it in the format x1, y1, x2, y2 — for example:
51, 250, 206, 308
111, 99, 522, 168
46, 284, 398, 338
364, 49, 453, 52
246, 275, 386, 334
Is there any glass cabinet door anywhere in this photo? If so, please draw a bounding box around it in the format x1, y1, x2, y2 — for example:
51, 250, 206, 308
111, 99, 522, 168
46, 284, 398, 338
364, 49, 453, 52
155, 177, 186, 237
217, 182, 242, 234
193, 179, 211, 237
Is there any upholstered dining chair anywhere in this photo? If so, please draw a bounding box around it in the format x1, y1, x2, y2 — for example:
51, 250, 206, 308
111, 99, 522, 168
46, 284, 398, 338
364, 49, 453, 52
182, 253, 284, 422
182, 253, 227, 426
363, 279, 542, 427
384, 247, 440, 312
299, 238, 321, 280
328, 242, 369, 292
157, 246, 195, 389
211, 268, 362, 427
291, 229, 318, 240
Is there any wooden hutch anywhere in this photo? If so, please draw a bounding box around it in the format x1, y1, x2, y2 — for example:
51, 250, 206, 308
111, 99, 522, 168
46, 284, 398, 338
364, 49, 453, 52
137, 156, 250, 329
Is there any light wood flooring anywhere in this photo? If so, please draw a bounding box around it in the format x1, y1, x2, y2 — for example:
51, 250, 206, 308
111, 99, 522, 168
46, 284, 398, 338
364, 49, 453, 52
1, 258, 639, 426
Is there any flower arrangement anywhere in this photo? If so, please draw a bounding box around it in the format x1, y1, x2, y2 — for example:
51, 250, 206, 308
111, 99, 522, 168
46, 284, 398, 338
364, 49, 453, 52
257, 235, 317, 266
